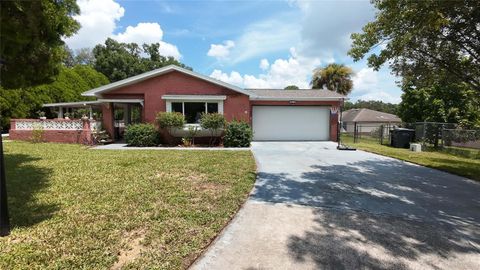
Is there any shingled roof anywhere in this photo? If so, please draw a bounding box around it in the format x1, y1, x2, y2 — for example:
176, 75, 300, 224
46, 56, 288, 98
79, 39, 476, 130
247, 89, 346, 100
342, 108, 401, 123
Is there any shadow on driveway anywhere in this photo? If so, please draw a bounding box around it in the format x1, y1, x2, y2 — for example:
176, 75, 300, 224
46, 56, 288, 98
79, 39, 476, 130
251, 158, 480, 269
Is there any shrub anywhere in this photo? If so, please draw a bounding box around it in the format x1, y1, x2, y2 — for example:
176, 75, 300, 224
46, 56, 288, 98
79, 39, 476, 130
156, 112, 185, 135
223, 121, 253, 147
200, 113, 226, 145
31, 124, 44, 143
124, 123, 159, 147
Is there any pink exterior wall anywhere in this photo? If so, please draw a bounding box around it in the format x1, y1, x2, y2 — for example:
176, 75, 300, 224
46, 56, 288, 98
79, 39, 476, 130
250, 100, 341, 141
9, 119, 94, 144
101, 70, 250, 123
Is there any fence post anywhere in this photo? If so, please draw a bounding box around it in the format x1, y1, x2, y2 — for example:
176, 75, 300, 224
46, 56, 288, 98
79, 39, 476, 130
380, 124, 384, 145
353, 123, 356, 143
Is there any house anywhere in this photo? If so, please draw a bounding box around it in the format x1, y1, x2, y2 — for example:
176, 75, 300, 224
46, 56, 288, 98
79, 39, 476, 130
9, 65, 345, 143
342, 108, 402, 133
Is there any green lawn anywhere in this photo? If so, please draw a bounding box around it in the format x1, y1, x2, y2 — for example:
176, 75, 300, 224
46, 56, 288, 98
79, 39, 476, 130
341, 134, 480, 181
0, 142, 256, 269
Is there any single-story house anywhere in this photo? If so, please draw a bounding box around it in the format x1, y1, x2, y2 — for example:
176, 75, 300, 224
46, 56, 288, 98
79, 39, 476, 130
342, 108, 402, 133
10, 65, 346, 142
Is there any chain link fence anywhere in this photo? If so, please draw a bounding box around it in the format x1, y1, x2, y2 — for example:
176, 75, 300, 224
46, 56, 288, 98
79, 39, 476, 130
342, 121, 480, 158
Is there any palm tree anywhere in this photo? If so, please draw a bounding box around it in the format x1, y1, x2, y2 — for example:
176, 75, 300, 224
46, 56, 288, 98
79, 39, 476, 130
311, 63, 354, 95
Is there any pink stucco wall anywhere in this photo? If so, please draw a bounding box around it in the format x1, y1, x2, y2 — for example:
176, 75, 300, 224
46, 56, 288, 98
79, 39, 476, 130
100, 70, 250, 138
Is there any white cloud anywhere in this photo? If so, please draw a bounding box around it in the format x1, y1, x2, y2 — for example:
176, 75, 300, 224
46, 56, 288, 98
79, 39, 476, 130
207, 40, 235, 59
351, 68, 401, 103
112, 23, 181, 59
64, 0, 181, 59
259, 59, 270, 70
64, 0, 124, 50
207, 1, 401, 103
210, 48, 320, 89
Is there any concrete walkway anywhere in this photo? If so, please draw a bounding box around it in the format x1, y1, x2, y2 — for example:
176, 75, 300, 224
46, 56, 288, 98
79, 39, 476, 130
191, 142, 480, 270
91, 143, 249, 151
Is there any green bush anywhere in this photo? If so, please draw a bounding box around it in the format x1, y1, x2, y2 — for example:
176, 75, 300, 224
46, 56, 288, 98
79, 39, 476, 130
156, 112, 185, 135
124, 123, 159, 147
200, 113, 226, 145
223, 121, 253, 147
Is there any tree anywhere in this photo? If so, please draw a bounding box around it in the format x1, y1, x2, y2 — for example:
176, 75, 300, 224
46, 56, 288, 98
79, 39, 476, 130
93, 38, 191, 82
0, 0, 80, 89
284, 85, 299, 90
344, 100, 399, 115
349, 0, 480, 94
398, 76, 480, 128
311, 63, 354, 95
0, 66, 109, 131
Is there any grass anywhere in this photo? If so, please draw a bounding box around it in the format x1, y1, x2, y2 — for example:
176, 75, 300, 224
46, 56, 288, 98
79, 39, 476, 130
0, 141, 256, 269
341, 134, 480, 181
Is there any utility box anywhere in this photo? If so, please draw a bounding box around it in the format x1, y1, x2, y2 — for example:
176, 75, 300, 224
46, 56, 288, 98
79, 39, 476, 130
410, 143, 422, 152
391, 128, 415, 148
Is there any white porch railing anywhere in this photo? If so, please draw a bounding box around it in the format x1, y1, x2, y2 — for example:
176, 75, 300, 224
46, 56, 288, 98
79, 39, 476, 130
15, 119, 83, 130
13, 119, 101, 131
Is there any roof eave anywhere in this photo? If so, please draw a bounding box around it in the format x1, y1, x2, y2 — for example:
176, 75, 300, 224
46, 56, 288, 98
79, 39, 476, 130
81, 65, 251, 97
249, 96, 347, 101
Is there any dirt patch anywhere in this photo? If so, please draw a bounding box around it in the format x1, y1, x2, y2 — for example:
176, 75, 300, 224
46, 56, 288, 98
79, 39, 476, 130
111, 229, 147, 270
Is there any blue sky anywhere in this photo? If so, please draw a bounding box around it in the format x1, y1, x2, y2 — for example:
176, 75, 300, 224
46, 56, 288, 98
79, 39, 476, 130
64, 0, 402, 103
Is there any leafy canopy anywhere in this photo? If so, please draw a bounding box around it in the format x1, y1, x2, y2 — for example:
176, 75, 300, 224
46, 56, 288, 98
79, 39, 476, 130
284, 85, 300, 90
398, 73, 480, 128
0, 0, 80, 88
349, 0, 480, 93
0, 66, 109, 131
93, 38, 191, 82
311, 63, 354, 95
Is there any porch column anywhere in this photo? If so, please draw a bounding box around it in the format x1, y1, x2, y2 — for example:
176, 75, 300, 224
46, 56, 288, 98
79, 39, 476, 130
101, 103, 115, 140
58, 107, 64, 118
89, 106, 93, 119
126, 104, 132, 125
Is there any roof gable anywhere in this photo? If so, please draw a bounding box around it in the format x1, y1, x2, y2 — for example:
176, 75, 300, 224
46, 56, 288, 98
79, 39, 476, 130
82, 65, 251, 97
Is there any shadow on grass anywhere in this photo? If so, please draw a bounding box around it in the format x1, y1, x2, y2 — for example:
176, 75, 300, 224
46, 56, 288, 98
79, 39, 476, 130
5, 153, 57, 228
251, 158, 480, 269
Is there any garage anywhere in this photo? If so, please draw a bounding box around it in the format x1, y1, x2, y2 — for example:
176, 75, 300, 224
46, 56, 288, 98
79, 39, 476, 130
252, 106, 330, 141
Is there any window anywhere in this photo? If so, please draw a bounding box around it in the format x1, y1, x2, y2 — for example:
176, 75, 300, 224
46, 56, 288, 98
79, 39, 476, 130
168, 101, 222, 123
172, 102, 183, 113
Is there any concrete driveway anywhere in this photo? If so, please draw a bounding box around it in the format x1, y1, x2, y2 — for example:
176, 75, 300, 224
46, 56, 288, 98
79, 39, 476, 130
191, 142, 480, 270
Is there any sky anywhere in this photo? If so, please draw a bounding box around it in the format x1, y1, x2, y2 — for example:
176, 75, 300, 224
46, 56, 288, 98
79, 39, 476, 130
64, 0, 402, 103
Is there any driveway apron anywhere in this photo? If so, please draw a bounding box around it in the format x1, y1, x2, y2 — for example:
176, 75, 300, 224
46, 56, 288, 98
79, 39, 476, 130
191, 142, 480, 270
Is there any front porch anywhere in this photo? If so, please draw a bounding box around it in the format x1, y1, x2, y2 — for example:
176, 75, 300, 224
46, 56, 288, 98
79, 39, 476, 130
43, 99, 144, 141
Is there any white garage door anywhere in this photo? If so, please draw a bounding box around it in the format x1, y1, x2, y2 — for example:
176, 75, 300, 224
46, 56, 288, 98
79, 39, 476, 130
252, 106, 330, 141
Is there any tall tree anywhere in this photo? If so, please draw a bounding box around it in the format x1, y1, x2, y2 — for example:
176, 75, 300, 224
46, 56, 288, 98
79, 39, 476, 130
398, 75, 480, 128
93, 38, 191, 82
0, 66, 109, 131
349, 0, 480, 94
311, 63, 354, 95
0, 0, 80, 89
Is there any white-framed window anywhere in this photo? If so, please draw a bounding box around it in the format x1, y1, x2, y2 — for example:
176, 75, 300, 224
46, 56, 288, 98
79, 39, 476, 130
163, 95, 225, 124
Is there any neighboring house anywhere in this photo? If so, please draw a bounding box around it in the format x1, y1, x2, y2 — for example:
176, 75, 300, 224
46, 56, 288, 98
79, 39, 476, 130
342, 108, 402, 133
10, 65, 345, 142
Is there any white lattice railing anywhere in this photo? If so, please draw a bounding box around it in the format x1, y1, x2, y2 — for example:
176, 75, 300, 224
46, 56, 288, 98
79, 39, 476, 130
15, 120, 83, 130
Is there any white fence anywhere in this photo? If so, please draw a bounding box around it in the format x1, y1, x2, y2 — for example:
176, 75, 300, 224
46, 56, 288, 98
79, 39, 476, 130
14, 119, 100, 131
